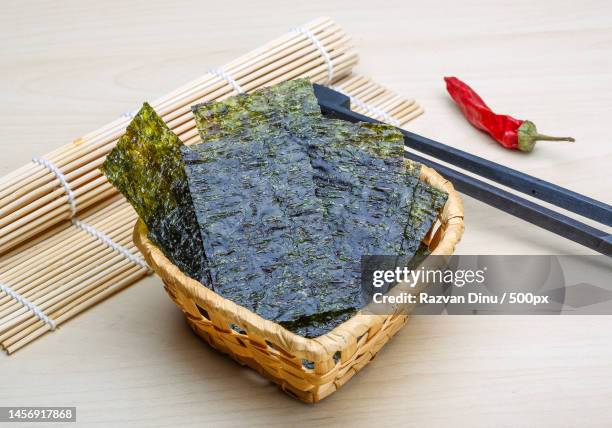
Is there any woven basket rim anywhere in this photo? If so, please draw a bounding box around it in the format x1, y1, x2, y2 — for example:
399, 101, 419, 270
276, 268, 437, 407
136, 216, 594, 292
133, 163, 464, 361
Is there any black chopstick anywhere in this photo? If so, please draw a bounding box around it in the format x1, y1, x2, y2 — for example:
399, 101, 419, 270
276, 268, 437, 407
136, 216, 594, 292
314, 85, 612, 255
406, 151, 612, 256
401, 130, 612, 227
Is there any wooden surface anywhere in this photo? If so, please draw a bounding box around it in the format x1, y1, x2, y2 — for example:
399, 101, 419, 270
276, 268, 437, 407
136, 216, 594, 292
1, 1, 611, 426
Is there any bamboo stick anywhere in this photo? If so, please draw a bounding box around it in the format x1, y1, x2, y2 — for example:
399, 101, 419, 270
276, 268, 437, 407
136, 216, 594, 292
0, 255, 136, 334
0, 260, 139, 344
0, 223, 135, 331
0, 209, 135, 305
4, 269, 145, 354
0, 196, 124, 266
0, 226, 133, 311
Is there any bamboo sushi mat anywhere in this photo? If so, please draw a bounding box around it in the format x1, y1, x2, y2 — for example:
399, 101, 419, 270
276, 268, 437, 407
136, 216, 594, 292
0, 17, 424, 354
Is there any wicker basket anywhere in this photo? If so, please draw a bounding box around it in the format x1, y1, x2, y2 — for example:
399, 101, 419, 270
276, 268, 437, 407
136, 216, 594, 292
133, 164, 464, 403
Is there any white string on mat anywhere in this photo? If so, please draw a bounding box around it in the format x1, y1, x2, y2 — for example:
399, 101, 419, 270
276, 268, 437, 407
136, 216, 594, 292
33, 155, 151, 274
32, 157, 77, 217
72, 219, 152, 273
290, 27, 334, 83
120, 111, 135, 119
0, 281, 56, 330
328, 85, 401, 127
208, 68, 243, 94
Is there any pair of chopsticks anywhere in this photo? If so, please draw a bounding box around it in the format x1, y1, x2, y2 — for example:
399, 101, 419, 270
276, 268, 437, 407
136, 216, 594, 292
314, 85, 612, 256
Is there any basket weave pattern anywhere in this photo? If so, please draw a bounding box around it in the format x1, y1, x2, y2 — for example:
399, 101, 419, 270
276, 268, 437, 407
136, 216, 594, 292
133, 165, 464, 403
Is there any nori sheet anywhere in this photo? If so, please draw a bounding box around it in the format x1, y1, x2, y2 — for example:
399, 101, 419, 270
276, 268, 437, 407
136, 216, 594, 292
306, 120, 421, 256
403, 177, 448, 254
181, 132, 364, 327
100, 103, 209, 284
190, 79, 448, 337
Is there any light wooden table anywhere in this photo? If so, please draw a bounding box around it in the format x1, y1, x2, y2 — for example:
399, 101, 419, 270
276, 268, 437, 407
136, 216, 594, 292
1, 1, 611, 426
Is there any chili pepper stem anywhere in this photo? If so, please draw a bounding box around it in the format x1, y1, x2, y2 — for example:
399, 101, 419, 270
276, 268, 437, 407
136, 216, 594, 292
518, 120, 575, 152
531, 134, 575, 142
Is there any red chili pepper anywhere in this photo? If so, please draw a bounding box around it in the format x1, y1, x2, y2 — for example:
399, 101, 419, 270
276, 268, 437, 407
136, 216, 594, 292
444, 76, 574, 152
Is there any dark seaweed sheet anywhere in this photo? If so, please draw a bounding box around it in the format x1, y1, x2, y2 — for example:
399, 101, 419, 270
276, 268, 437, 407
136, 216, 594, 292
181, 133, 364, 326
307, 120, 421, 255
273, 118, 446, 336
190, 79, 448, 337
101, 103, 209, 284
310, 118, 447, 256
192, 80, 444, 259
403, 177, 448, 254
